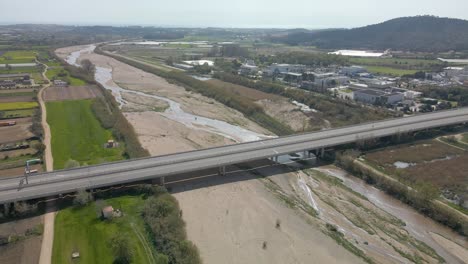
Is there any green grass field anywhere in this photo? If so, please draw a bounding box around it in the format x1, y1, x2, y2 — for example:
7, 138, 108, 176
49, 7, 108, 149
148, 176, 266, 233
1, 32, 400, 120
0, 109, 34, 119
0, 50, 36, 64
46, 66, 86, 86
0, 101, 38, 111
349, 57, 440, 66
364, 66, 421, 76
46, 100, 124, 169
0, 66, 40, 74
53, 195, 157, 264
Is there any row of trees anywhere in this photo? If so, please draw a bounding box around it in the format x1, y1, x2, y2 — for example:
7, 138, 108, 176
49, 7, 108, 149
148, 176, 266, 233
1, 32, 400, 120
96, 46, 294, 136
51, 51, 149, 159
417, 86, 468, 107
142, 188, 201, 264
213, 72, 394, 126
91, 92, 150, 159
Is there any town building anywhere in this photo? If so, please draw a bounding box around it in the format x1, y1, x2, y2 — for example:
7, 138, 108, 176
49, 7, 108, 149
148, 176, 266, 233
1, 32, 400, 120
239, 60, 258, 75
354, 89, 404, 105
265, 63, 306, 76
341, 65, 367, 76
444, 67, 465, 77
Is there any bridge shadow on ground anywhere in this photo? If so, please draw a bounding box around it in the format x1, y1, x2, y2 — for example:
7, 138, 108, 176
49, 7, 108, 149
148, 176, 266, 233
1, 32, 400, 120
167, 158, 325, 194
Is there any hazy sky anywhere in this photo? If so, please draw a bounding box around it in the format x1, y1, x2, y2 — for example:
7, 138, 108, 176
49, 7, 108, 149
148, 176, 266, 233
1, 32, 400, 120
1, 0, 467, 28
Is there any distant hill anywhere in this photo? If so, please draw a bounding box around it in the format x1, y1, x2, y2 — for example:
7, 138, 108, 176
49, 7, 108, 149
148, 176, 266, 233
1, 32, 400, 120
270, 16, 468, 52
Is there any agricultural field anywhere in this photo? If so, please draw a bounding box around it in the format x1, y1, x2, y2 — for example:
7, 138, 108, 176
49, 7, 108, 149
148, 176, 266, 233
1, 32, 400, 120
52, 195, 156, 264
363, 140, 468, 203
43, 85, 102, 101
46, 99, 124, 169
347, 57, 446, 76
0, 50, 36, 64
45, 67, 86, 86
363, 65, 420, 76
0, 109, 35, 119
0, 101, 38, 111
0, 117, 35, 144
0, 89, 37, 103
349, 57, 442, 68
0, 215, 43, 264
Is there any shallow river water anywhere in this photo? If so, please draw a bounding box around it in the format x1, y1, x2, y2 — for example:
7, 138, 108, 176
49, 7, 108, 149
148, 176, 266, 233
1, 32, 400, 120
316, 166, 467, 264
65, 45, 273, 143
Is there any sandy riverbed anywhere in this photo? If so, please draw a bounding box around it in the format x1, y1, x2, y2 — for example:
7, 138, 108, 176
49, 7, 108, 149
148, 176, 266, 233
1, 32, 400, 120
56, 45, 272, 151
55, 45, 466, 264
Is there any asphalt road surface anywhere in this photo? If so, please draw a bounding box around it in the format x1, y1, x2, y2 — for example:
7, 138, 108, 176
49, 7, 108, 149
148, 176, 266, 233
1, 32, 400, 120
0, 108, 467, 203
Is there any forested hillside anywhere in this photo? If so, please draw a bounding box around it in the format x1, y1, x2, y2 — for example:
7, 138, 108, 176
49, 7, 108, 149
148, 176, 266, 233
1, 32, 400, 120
270, 16, 468, 52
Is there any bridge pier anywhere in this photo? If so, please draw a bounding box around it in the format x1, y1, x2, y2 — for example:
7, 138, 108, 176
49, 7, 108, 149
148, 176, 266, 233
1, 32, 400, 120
2, 203, 10, 217
218, 166, 226, 176
161, 176, 165, 186
321, 148, 325, 158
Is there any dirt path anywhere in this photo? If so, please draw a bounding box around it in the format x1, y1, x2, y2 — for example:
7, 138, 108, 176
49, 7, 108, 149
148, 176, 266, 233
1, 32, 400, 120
37, 61, 55, 264
436, 136, 467, 151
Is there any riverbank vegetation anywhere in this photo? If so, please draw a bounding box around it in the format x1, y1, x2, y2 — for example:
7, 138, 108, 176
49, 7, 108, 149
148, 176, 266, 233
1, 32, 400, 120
52, 185, 200, 264
95, 46, 293, 136
91, 90, 150, 159
213, 72, 394, 127
335, 150, 468, 236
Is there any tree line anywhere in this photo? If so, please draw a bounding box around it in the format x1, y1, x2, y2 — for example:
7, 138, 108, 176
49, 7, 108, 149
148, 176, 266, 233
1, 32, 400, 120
95, 46, 294, 136
91, 91, 150, 159
213, 72, 394, 127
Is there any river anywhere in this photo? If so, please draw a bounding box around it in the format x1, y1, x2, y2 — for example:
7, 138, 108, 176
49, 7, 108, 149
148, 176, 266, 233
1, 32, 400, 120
316, 166, 467, 264
64, 45, 273, 143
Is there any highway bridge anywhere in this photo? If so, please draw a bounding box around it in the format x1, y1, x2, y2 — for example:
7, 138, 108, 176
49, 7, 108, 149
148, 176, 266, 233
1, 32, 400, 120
1, 108, 468, 204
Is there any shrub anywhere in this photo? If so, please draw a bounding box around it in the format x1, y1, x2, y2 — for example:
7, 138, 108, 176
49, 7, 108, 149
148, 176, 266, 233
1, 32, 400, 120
142, 191, 201, 264
109, 232, 134, 264
73, 189, 93, 206
64, 159, 80, 169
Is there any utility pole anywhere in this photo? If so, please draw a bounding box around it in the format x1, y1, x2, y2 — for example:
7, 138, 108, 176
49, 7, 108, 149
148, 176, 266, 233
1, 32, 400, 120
24, 159, 41, 185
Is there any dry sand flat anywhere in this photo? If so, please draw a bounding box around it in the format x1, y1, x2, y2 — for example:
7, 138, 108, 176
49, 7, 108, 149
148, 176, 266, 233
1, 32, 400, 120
430, 233, 468, 263
173, 175, 364, 264
125, 112, 233, 156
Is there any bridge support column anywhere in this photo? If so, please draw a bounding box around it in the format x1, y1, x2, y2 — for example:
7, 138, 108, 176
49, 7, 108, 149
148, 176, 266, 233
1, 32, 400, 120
321, 148, 325, 158
3, 203, 10, 217
303, 151, 307, 159
307, 151, 311, 158
218, 166, 226, 176
273, 156, 278, 163
161, 176, 165, 186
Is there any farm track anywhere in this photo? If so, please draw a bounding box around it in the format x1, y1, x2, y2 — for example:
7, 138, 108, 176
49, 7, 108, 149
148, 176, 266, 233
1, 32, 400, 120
37, 60, 55, 264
